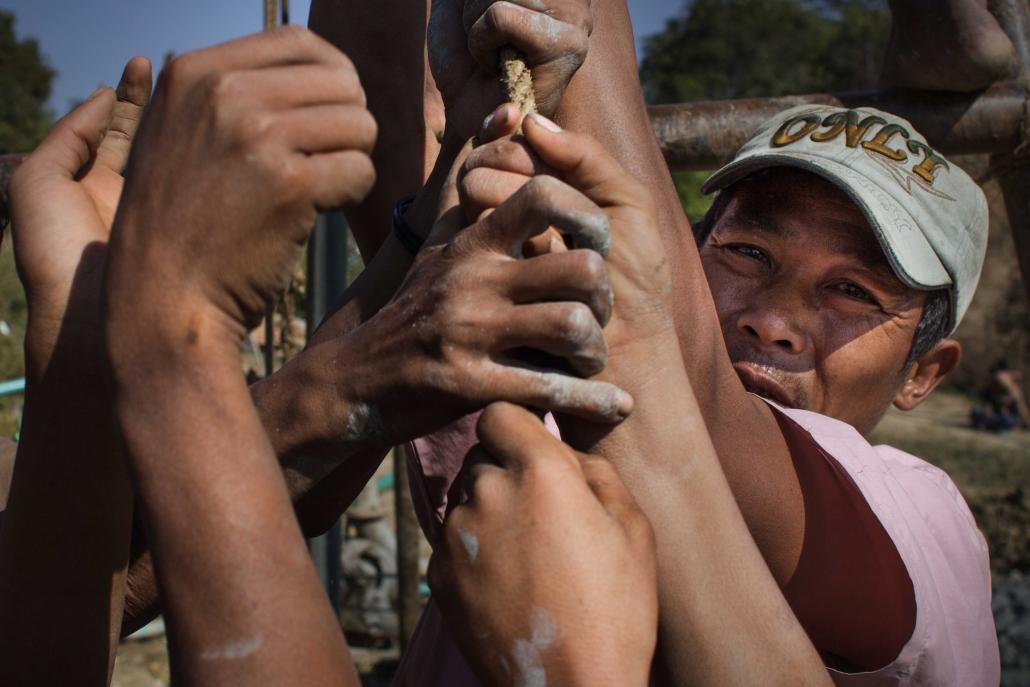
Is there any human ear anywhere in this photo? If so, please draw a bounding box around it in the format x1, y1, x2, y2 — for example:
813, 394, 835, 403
893, 339, 962, 411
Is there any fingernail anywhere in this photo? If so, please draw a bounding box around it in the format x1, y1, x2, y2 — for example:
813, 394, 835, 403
482, 106, 508, 133
528, 113, 562, 132
615, 390, 634, 419
88, 87, 107, 100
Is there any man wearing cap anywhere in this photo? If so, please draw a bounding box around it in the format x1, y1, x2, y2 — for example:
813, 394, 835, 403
381, 1, 1001, 683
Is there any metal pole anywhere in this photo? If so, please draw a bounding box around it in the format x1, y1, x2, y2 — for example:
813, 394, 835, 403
306, 211, 350, 612
394, 444, 421, 651
649, 81, 1028, 172
261, 0, 279, 376
263, 0, 277, 31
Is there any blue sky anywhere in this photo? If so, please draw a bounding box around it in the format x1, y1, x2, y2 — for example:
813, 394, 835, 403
2, 0, 684, 114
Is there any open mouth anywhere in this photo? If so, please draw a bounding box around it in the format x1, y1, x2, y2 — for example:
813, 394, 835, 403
732, 362, 797, 408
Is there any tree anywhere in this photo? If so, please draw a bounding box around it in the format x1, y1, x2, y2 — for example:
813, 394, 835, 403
0, 11, 53, 434
0, 10, 55, 154
639, 0, 889, 221
639, 0, 889, 105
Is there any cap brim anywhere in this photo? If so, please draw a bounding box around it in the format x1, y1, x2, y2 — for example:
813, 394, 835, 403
702, 152, 954, 296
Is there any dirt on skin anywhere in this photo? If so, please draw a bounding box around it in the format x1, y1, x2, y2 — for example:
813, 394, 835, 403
110, 391, 1028, 685
111, 637, 399, 687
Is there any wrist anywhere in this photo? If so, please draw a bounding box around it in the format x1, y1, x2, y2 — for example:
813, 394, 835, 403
253, 334, 392, 465
410, 125, 467, 240
106, 292, 243, 395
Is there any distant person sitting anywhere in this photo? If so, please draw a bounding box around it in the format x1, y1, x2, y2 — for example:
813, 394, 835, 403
971, 359, 1030, 432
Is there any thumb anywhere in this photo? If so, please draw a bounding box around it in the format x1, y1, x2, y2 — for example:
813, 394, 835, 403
521, 113, 651, 212
32, 87, 117, 180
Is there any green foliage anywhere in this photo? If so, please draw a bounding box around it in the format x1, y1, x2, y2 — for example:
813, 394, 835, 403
0, 11, 55, 153
673, 170, 715, 223
639, 0, 890, 105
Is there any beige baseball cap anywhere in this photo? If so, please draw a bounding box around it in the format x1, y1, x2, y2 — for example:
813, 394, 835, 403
701, 104, 989, 334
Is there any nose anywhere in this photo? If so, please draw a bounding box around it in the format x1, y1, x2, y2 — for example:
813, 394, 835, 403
736, 300, 809, 355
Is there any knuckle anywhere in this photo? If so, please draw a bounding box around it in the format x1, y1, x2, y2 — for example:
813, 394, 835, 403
353, 108, 378, 152
558, 302, 596, 342
273, 23, 312, 47
158, 52, 196, 92
481, 3, 510, 32
206, 69, 242, 102
275, 157, 308, 203
237, 110, 275, 147
576, 249, 606, 285
523, 174, 558, 207
339, 152, 376, 206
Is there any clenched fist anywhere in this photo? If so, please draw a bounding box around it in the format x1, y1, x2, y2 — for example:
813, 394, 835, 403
429, 402, 657, 687
429, 0, 592, 138
106, 27, 376, 356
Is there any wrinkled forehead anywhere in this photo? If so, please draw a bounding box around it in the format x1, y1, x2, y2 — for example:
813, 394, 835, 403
710, 168, 899, 277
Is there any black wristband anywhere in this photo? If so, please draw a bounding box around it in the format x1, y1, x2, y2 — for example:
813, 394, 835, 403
392, 194, 424, 254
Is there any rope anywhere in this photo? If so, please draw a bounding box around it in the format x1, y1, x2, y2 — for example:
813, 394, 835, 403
500, 48, 538, 123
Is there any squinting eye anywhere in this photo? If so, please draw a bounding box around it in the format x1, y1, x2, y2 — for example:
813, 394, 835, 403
833, 282, 878, 305
727, 244, 769, 265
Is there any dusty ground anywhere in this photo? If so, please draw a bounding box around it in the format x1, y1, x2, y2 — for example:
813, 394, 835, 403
112, 391, 1029, 685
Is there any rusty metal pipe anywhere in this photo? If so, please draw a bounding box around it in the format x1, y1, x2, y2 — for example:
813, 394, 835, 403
3, 83, 1028, 221
650, 81, 1028, 172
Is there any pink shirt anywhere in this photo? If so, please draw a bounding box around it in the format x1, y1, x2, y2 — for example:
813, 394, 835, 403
394, 403, 999, 686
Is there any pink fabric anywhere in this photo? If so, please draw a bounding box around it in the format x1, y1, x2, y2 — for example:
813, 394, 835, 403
393, 404, 999, 686
773, 405, 999, 686
394, 411, 562, 687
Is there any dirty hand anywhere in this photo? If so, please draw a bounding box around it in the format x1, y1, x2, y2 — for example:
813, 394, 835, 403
322, 134, 630, 448
7, 57, 151, 381
429, 402, 657, 687
429, 0, 592, 138
106, 27, 376, 357
461, 108, 673, 351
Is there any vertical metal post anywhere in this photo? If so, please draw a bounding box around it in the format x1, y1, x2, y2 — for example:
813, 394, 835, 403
306, 211, 350, 612
991, 0, 1030, 303
263, 0, 278, 31
262, 0, 279, 376
394, 445, 421, 651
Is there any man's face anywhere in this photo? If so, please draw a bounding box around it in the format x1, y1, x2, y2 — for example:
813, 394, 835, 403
700, 169, 928, 434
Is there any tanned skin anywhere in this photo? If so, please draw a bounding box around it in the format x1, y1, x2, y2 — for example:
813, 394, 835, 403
461, 110, 831, 686
427, 0, 963, 676
883, 0, 1016, 92
104, 28, 375, 685
0, 58, 151, 686
430, 402, 659, 687
2, 16, 626, 675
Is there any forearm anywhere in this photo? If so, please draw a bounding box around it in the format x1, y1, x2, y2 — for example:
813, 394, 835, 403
259, 127, 467, 528
0, 325, 130, 684
112, 332, 356, 686
309, 0, 434, 261
560, 338, 826, 686
556, 0, 802, 581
